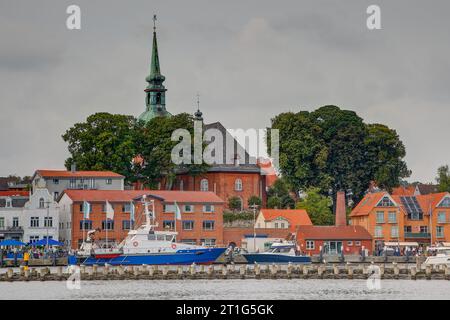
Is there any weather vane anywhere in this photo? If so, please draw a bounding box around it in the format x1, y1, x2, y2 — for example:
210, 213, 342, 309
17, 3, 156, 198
153, 14, 157, 32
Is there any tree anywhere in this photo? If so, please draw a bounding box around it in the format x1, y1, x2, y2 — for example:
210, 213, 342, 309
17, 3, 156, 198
228, 196, 242, 212
266, 178, 295, 209
62, 113, 137, 181
270, 105, 410, 205
296, 187, 334, 225
436, 165, 450, 192
248, 195, 262, 207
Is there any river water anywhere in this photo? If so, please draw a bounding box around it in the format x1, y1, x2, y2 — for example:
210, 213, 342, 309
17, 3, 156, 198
0, 279, 449, 299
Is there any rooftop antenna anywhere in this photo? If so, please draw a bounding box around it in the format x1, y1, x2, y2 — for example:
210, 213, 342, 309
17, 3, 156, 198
196, 92, 200, 111
153, 14, 157, 32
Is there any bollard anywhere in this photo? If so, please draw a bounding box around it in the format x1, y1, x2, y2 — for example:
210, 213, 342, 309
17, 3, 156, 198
190, 264, 196, 277
177, 266, 183, 277
149, 266, 155, 277
318, 266, 324, 278
333, 264, 339, 276
133, 266, 140, 277
88, 266, 94, 277
393, 262, 399, 277
24, 268, 30, 280
57, 266, 63, 278
287, 263, 293, 278
39, 268, 46, 281
207, 265, 214, 277
240, 265, 246, 278
162, 266, 169, 277
7, 268, 13, 280
410, 266, 417, 279
444, 265, 450, 280
425, 265, 432, 279
92, 264, 98, 275
302, 265, 309, 276
117, 265, 124, 276
221, 265, 228, 278
103, 265, 110, 276
254, 264, 261, 278
347, 266, 353, 279
141, 264, 148, 275
200, 265, 205, 273
19, 266, 25, 277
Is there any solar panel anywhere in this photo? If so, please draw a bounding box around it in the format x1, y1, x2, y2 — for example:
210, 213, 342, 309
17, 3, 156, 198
400, 196, 423, 219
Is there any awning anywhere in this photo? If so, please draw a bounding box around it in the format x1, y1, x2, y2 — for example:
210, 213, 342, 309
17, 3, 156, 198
0, 239, 27, 246
384, 242, 419, 247
29, 239, 64, 246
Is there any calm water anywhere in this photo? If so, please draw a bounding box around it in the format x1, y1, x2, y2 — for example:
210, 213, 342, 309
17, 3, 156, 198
0, 279, 449, 299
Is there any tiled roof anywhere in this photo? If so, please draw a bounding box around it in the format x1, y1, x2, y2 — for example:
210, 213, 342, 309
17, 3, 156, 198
392, 186, 415, 196
260, 209, 312, 227
60, 190, 224, 203
0, 191, 29, 197
35, 170, 124, 178
350, 192, 386, 217
297, 225, 372, 240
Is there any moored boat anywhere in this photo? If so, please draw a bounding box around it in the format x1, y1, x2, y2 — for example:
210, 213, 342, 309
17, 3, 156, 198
242, 241, 311, 264
72, 196, 226, 266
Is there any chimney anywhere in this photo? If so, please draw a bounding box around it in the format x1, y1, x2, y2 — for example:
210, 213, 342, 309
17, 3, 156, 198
71, 163, 77, 173
335, 190, 347, 227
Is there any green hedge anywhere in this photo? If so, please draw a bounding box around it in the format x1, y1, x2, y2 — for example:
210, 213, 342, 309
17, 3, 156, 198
223, 211, 255, 223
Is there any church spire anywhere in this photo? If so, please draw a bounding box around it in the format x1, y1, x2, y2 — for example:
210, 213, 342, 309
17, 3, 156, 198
139, 14, 171, 123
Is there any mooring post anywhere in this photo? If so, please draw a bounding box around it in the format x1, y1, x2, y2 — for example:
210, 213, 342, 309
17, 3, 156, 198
162, 265, 169, 277
444, 265, 450, 280
254, 264, 261, 278
240, 265, 246, 278
103, 264, 109, 276
190, 263, 196, 277
24, 268, 30, 280
221, 265, 228, 278
177, 266, 183, 277
57, 266, 63, 278
287, 262, 293, 278
7, 268, 13, 280
393, 262, 399, 277
410, 266, 417, 279
39, 268, 46, 281
149, 266, 155, 277
19, 266, 25, 277
347, 266, 353, 279
207, 265, 213, 278
425, 265, 432, 279
333, 264, 339, 276
318, 265, 324, 278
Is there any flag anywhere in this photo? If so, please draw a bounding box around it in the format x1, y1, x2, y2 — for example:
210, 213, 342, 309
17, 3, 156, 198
174, 201, 182, 220
83, 201, 90, 219
130, 201, 135, 222
105, 201, 114, 220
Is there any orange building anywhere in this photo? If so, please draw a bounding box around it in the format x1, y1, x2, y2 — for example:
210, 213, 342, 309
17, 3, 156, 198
255, 209, 312, 232
350, 191, 450, 253
58, 190, 224, 249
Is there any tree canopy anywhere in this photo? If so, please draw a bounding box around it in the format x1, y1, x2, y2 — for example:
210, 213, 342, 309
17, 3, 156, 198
270, 105, 410, 204
436, 165, 450, 192
296, 187, 334, 225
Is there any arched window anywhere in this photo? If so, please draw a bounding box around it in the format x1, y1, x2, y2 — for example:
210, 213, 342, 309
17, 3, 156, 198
235, 179, 243, 191
39, 198, 45, 209
5, 197, 12, 208
200, 179, 209, 191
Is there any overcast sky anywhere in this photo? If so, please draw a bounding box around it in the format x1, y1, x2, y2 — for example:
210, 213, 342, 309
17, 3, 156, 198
0, 0, 449, 183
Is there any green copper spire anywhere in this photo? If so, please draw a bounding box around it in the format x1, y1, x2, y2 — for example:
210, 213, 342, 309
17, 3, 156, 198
139, 15, 171, 123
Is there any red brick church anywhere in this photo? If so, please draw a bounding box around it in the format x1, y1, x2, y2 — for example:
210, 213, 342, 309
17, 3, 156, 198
134, 18, 275, 209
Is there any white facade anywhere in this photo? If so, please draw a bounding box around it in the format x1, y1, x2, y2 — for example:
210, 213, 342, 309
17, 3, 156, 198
58, 193, 73, 247
255, 213, 290, 229
0, 195, 27, 240
22, 188, 59, 243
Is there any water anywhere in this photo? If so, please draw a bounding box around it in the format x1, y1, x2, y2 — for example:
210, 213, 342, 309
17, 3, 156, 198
0, 279, 449, 299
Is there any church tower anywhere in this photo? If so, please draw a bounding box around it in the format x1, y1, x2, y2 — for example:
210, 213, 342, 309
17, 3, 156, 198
139, 15, 171, 122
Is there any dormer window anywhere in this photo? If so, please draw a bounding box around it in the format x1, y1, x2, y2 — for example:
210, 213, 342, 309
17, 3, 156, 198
377, 196, 395, 207
438, 197, 450, 208
5, 197, 12, 208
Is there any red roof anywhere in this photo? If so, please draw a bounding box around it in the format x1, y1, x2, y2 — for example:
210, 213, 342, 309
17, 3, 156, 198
297, 225, 372, 240
350, 192, 386, 217
0, 191, 29, 197
392, 186, 416, 196
35, 170, 124, 178
61, 190, 224, 203
260, 209, 312, 228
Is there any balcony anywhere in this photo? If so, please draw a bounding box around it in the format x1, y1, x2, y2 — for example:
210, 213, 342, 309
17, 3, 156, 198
404, 232, 431, 239
0, 226, 24, 235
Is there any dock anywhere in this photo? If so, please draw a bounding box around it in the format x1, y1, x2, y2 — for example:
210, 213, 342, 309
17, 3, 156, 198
0, 262, 449, 282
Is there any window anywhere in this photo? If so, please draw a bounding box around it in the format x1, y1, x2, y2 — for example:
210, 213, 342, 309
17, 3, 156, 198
404, 226, 412, 233
234, 179, 243, 191
181, 239, 197, 245
376, 211, 384, 223
203, 205, 214, 213
44, 217, 53, 228
5, 197, 12, 208
30, 217, 39, 228
163, 221, 175, 230
184, 205, 194, 213
12, 217, 19, 228
39, 198, 45, 209
69, 178, 76, 189
388, 211, 397, 223
280, 222, 285, 229
0, 217, 4, 229
437, 212, 446, 223
54, 192, 59, 200
306, 241, 315, 250
102, 220, 114, 230
163, 204, 175, 213
420, 226, 428, 234
122, 203, 131, 213
347, 241, 353, 246
79, 220, 92, 230
203, 220, 215, 230
275, 222, 279, 228
182, 220, 194, 230
122, 220, 134, 230
438, 197, 450, 207
200, 179, 209, 191
391, 226, 399, 238
201, 238, 216, 246
436, 226, 444, 238
377, 196, 395, 207
29, 236, 39, 243
375, 226, 383, 237
106, 178, 112, 185
53, 179, 59, 185
355, 241, 361, 246
79, 203, 92, 214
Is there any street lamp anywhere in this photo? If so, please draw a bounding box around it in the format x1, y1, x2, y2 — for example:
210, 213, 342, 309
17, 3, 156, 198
249, 204, 259, 252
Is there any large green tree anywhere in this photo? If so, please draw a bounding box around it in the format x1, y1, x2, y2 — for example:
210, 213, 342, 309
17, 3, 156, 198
266, 178, 296, 209
296, 187, 334, 225
270, 105, 410, 204
62, 113, 137, 181
436, 165, 450, 192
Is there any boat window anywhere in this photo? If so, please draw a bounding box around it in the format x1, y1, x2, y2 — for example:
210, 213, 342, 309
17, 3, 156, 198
156, 235, 166, 241
148, 234, 156, 240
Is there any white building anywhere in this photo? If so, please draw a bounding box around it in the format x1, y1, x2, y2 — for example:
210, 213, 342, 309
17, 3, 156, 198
0, 188, 59, 244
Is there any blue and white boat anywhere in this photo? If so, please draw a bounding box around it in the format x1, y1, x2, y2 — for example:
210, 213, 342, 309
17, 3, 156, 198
242, 242, 311, 264
73, 196, 226, 266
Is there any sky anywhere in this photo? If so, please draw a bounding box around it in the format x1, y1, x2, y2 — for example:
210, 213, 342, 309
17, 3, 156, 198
0, 0, 449, 183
